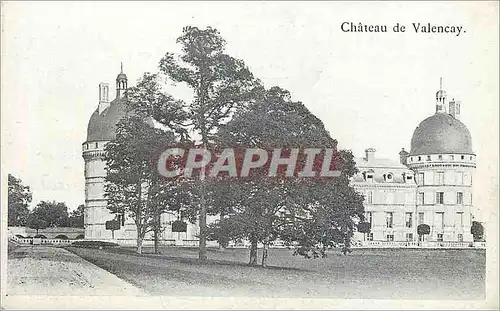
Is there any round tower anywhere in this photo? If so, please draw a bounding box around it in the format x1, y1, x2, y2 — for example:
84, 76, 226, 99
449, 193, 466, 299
407, 80, 475, 243
82, 65, 131, 241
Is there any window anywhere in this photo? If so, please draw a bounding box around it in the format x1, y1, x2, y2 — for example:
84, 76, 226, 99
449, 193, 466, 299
405, 212, 413, 228
450, 155, 454, 160
437, 172, 444, 185
367, 191, 373, 204
385, 173, 393, 181
406, 175, 413, 181
427, 155, 431, 161
95, 142, 98, 148
456, 212, 464, 227
418, 192, 425, 205
367, 233, 374, 241
438, 155, 442, 160
366, 212, 373, 227
457, 192, 463, 205
386, 234, 394, 242
418, 212, 425, 225
469, 156, 473, 160
436, 212, 444, 229
461, 155, 465, 160
418, 156, 422, 161
437, 233, 443, 242
418, 172, 425, 185
436, 192, 444, 204
386, 212, 394, 228
366, 174, 374, 183
458, 234, 463, 242
406, 233, 414, 242
456, 172, 464, 185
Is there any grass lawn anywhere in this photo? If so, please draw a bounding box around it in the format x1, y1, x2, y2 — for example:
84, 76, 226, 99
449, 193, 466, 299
66, 246, 485, 299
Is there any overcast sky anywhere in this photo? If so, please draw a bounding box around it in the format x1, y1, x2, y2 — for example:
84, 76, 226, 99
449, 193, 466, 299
2, 2, 498, 221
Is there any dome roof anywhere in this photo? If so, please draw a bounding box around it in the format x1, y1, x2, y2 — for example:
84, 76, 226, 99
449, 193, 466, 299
436, 90, 447, 99
116, 73, 127, 81
410, 113, 473, 156
86, 98, 127, 142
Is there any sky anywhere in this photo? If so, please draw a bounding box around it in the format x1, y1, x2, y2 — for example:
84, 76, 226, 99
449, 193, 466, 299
1, 1, 498, 222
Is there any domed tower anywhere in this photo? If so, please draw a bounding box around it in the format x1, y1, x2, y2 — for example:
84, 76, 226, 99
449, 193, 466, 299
82, 64, 134, 241
406, 80, 475, 243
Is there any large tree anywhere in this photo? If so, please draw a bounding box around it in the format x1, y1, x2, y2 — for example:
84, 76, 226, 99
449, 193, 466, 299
104, 116, 181, 254
208, 87, 365, 266
159, 26, 260, 260
7, 174, 32, 226
105, 71, 193, 254
29, 201, 70, 228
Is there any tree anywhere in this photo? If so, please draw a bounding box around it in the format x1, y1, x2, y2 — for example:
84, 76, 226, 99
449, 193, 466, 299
208, 86, 364, 266
417, 224, 430, 242
27, 213, 47, 235
104, 115, 184, 254
106, 219, 121, 240
357, 222, 371, 241
471, 221, 484, 242
29, 201, 69, 228
8, 174, 32, 226
69, 204, 85, 228
159, 26, 260, 260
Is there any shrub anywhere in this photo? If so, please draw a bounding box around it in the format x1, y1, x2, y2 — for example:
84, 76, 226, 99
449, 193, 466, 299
417, 224, 430, 236
55, 235, 69, 240
75, 234, 85, 239
15, 234, 25, 238
471, 221, 484, 241
34, 234, 47, 239
71, 240, 119, 249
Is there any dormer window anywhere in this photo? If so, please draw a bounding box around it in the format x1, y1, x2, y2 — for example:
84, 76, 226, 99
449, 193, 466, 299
438, 155, 442, 160
385, 173, 393, 182
427, 155, 431, 161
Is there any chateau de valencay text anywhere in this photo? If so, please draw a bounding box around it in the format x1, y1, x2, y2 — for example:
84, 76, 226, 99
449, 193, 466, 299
341, 22, 465, 36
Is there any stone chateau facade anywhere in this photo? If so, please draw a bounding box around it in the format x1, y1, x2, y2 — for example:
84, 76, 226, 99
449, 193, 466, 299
83, 68, 476, 245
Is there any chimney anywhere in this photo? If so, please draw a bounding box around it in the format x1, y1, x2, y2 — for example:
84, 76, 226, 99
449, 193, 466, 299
365, 148, 376, 162
449, 99, 461, 120
399, 148, 409, 165
98, 83, 110, 114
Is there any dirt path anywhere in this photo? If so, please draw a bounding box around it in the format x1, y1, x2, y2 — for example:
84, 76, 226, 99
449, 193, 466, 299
7, 246, 146, 296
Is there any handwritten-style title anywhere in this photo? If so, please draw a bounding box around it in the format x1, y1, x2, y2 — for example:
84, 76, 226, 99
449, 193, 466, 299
341, 22, 465, 36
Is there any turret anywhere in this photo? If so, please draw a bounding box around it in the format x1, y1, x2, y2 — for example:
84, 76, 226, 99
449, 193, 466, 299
116, 62, 128, 99
435, 77, 447, 113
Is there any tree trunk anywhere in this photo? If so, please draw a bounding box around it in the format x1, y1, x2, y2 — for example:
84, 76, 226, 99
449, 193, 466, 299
137, 235, 143, 254
198, 170, 207, 261
261, 238, 269, 267
154, 213, 160, 254
248, 237, 258, 266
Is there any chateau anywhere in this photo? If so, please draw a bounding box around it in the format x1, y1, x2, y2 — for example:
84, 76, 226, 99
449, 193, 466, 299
83, 68, 476, 245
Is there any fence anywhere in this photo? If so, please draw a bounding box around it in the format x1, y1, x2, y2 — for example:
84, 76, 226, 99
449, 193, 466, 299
357, 240, 486, 249
9, 235, 82, 246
